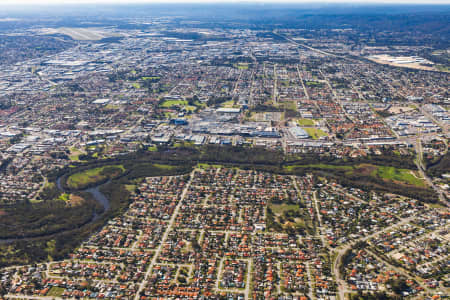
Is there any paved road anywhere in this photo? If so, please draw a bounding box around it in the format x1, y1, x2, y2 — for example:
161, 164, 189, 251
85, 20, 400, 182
7, 295, 56, 300
296, 64, 310, 100
415, 138, 448, 206
319, 68, 352, 123
333, 244, 350, 300
32, 173, 47, 202
273, 63, 278, 104
233, 69, 243, 97
418, 105, 449, 134
312, 191, 326, 247
134, 170, 196, 300
331, 214, 418, 300
366, 249, 431, 293
244, 258, 252, 300
214, 257, 252, 299
305, 261, 315, 300
273, 31, 340, 58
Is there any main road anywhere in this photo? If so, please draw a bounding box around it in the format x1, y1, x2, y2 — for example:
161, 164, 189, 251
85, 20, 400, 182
134, 169, 196, 299
331, 214, 422, 300
415, 137, 448, 206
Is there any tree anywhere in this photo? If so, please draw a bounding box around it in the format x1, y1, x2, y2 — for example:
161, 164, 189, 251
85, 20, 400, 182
389, 278, 408, 295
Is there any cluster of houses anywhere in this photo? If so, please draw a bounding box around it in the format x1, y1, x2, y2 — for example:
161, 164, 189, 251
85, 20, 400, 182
1, 25, 448, 206
317, 186, 427, 246
0, 154, 51, 204
1, 167, 449, 299
0, 169, 328, 299
343, 249, 423, 297
370, 208, 449, 281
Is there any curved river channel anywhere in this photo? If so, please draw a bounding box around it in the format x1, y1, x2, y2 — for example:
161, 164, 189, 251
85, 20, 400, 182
0, 176, 111, 244
56, 177, 111, 215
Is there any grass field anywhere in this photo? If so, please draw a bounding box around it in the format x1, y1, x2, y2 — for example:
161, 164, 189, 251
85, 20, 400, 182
269, 203, 300, 215
47, 286, 65, 297
198, 163, 223, 169
305, 81, 323, 86
267, 202, 312, 234
69, 147, 83, 161
284, 163, 426, 188
173, 141, 194, 148
220, 100, 239, 108
436, 65, 450, 72
234, 63, 249, 70
105, 104, 119, 110
297, 118, 315, 126
303, 127, 328, 139
153, 163, 176, 170
69, 154, 80, 161
372, 166, 426, 187
284, 164, 353, 172
58, 193, 70, 202
284, 101, 298, 111
160, 99, 198, 112
185, 105, 197, 112
67, 165, 125, 189
160, 100, 188, 108
125, 184, 137, 192
142, 76, 160, 80
163, 112, 174, 118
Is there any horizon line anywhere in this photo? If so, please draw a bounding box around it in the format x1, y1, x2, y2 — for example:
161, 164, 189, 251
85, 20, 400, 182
1, 0, 450, 6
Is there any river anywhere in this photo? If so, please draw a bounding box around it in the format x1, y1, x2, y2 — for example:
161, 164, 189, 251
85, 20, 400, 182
0, 177, 111, 244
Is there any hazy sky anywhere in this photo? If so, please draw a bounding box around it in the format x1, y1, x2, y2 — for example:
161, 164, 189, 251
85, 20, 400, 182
0, 0, 449, 5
